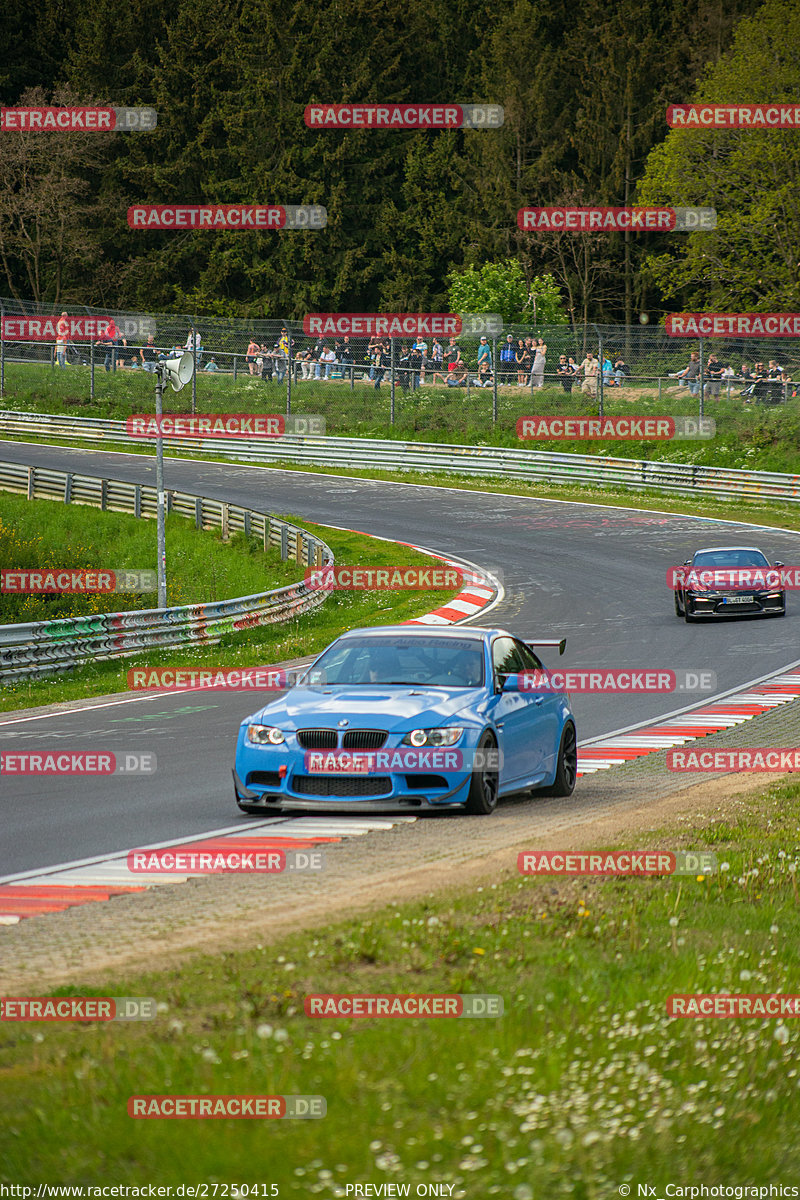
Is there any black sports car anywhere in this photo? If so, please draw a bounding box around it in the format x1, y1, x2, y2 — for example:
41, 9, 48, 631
673, 546, 786, 622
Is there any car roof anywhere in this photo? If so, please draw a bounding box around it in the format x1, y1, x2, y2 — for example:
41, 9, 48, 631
336, 625, 509, 642
692, 546, 766, 555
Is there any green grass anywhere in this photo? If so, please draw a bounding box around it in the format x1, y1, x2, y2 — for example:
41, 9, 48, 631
2, 777, 799, 1190
0, 519, 462, 713
0, 493, 305, 623
4, 361, 800, 473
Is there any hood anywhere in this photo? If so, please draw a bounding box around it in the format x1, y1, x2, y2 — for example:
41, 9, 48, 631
241, 685, 485, 731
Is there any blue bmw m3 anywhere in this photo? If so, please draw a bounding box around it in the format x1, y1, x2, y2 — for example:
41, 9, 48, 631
233, 625, 576, 816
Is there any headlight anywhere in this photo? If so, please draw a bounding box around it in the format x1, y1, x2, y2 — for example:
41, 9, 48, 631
402, 727, 464, 747
246, 724, 286, 745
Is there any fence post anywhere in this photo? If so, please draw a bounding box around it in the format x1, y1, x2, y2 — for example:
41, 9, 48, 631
390, 337, 396, 425
491, 335, 498, 423
0, 301, 4, 401
598, 333, 604, 419
90, 338, 95, 400
233, 353, 238, 381
191, 322, 197, 414
698, 337, 704, 421
658, 375, 661, 403
286, 332, 292, 416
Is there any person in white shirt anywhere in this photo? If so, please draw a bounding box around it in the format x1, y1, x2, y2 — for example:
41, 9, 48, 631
319, 345, 337, 380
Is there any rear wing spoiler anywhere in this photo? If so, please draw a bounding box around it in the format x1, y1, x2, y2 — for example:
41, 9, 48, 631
524, 638, 567, 656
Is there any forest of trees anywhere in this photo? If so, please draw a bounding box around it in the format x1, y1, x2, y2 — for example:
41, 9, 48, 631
1, 0, 797, 323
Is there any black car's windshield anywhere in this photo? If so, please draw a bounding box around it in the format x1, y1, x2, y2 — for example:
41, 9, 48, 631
306, 636, 485, 688
692, 549, 769, 568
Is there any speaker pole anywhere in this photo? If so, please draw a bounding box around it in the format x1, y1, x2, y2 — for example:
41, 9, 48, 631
154, 367, 167, 609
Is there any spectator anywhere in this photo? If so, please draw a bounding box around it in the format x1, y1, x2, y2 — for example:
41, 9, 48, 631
373, 340, 391, 389
260, 342, 273, 381
246, 338, 259, 375
780, 370, 795, 400
204, 357, 220, 372
613, 358, 630, 388
767, 358, 784, 378
397, 343, 412, 389
185, 329, 203, 366
602, 355, 614, 387
298, 346, 316, 380
55, 312, 69, 369
318, 343, 337, 380
428, 341, 450, 386
446, 359, 468, 387
140, 335, 158, 373
530, 337, 546, 388
556, 354, 574, 393
674, 351, 700, 396
500, 334, 517, 384
705, 353, 726, 399
407, 343, 423, 390
517, 339, 532, 385
475, 359, 494, 388
579, 351, 599, 397
477, 336, 492, 374
272, 327, 290, 384
413, 337, 428, 384
443, 337, 460, 372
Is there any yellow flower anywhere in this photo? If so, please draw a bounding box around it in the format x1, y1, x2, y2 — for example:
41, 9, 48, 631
473, 947, 486, 956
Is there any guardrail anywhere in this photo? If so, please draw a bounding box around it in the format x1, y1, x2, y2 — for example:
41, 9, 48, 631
0, 461, 334, 682
1, 408, 799, 505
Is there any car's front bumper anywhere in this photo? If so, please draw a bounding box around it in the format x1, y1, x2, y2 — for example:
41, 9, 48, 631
232, 769, 471, 813
686, 591, 785, 616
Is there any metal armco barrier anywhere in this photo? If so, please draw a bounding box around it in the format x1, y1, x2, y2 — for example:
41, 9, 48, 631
1, 408, 799, 505
0, 461, 334, 682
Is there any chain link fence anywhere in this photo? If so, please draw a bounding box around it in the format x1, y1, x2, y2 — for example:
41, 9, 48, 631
2, 298, 799, 437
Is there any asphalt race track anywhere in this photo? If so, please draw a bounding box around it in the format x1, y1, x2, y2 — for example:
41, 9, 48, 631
2, 439, 799, 876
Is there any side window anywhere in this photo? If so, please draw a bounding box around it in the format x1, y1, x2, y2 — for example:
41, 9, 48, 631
492, 636, 527, 681
514, 641, 543, 671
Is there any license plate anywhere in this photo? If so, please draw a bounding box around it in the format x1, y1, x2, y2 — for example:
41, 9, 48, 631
722, 595, 752, 605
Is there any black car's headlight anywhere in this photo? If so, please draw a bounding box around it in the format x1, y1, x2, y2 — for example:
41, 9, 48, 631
246, 724, 286, 745
401, 727, 464, 748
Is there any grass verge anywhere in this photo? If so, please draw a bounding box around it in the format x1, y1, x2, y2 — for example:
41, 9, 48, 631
3, 363, 800, 472
0, 519, 463, 713
0, 494, 305, 623
1, 776, 798, 1190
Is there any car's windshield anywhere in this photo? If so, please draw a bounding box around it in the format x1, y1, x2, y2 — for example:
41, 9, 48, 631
306, 636, 485, 687
692, 549, 769, 568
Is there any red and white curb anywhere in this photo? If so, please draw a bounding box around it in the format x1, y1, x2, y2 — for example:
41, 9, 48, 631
0, 815, 416, 925
329, 525, 502, 626
577, 671, 800, 777
406, 563, 500, 626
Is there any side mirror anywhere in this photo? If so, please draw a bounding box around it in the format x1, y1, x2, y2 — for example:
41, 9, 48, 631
500, 673, 523, 693
774, 560, 785, 568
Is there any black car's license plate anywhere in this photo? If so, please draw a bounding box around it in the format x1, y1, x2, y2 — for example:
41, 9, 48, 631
721, 595, 753, 604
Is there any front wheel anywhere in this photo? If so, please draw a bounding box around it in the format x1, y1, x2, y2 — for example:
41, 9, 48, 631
684, 598, 696, 623
537, 722, 577, 797
674, 591, 683, 617
465, 732, 500, 815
